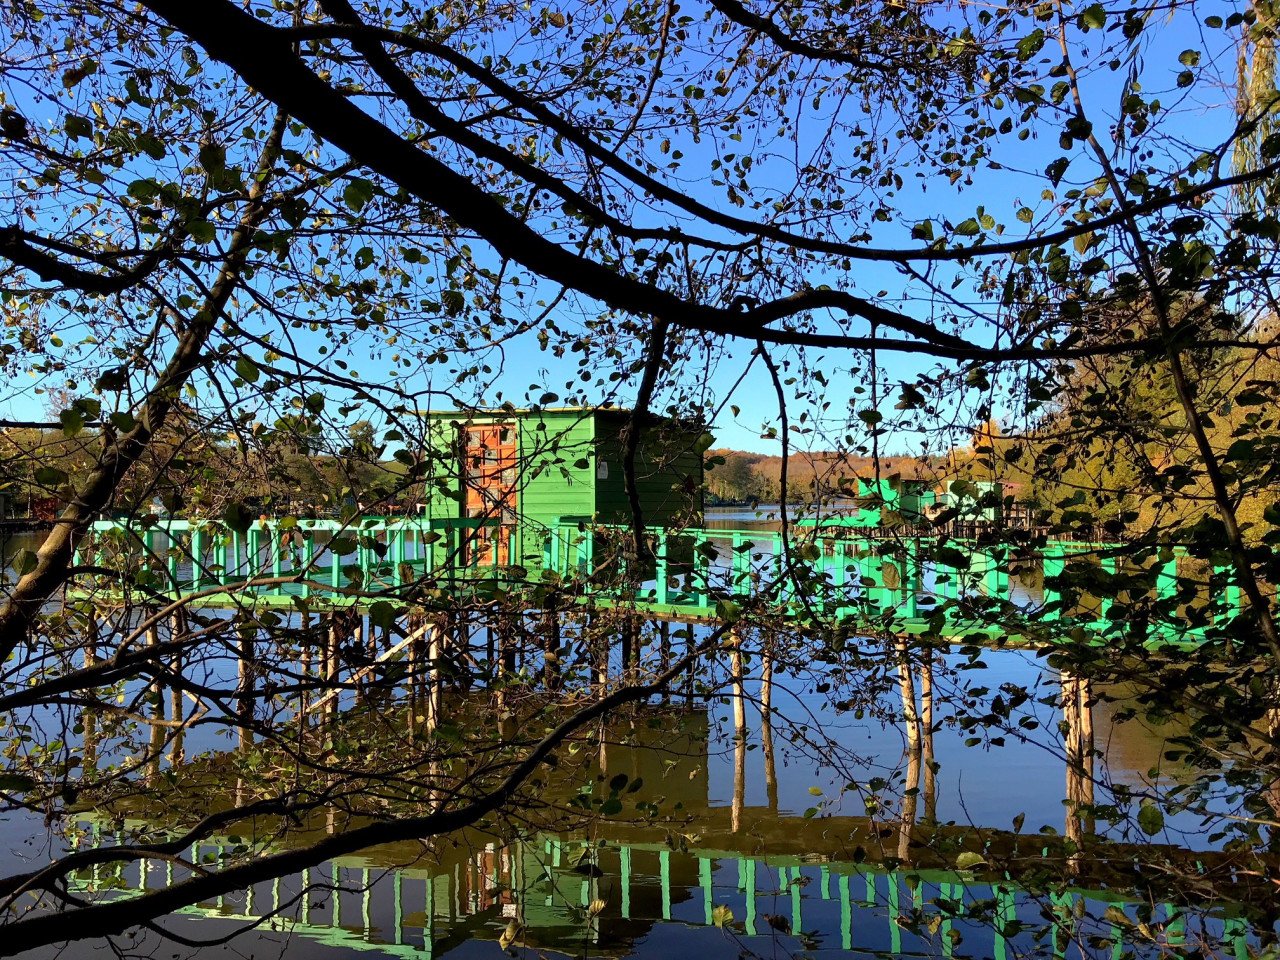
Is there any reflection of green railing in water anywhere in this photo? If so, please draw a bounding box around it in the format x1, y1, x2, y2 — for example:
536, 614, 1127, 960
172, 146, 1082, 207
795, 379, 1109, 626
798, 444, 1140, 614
67, 820, 1253, 960
77, 516, 1247, 644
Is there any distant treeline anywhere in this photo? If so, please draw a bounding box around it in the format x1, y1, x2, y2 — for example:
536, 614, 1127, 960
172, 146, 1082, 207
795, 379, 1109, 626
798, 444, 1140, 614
704, 448, 949, 505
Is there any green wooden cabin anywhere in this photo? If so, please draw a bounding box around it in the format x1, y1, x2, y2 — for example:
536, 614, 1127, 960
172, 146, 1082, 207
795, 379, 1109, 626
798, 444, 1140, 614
415, 408, 706, 569
935, 479, 1003, 522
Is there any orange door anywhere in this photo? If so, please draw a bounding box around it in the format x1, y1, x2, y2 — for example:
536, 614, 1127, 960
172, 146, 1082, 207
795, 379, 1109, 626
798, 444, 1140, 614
463, 424, 518, 565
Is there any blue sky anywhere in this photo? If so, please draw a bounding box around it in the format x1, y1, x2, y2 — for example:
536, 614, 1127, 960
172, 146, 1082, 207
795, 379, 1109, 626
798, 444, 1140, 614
0, 2, 1245, 455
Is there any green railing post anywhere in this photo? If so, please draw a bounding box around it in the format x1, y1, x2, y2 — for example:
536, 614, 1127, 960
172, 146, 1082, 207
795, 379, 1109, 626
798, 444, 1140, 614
191, 528, 205, 589
1213, 563, 1243, 626
902, 539, 920, 618
694, 532, 710, 608
166, 524, 180, 590
984, 547, 1009, 599
1098, 555, 1116, 624
302, 532, 315, 599
1042, 545, 1064, 617
655, 532, 669, 604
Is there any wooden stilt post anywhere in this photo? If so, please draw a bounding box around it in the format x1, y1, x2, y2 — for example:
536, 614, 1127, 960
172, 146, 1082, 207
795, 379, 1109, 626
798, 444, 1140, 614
684, 623, 696, 703
761, 638, 777, 812
896, 638, 922, 754
426, 619, 442, 736
591, 614, 609, 698
920, 649, 936, 822
620, 616, 635, 680
353, 616, 366, 705
658, 621, 672, 699
237, 622, 255, 753
324, 615, 340, 734
543, 607, 561, 690
406, 613, 419, 737
730, 628, 746, 738
147, 618, 165, 778
169, 608, 186, 768
82, 609, 99, 776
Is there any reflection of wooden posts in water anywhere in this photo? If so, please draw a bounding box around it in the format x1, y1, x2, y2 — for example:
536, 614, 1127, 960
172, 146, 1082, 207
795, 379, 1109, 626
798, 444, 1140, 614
79, 821, 1257, 960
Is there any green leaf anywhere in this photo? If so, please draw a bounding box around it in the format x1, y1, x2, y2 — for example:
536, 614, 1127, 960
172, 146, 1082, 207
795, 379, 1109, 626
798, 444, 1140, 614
609, 772, 629, 793
343, 177, 375, 212
716, 599, 741, 622
955, 851, 985, 870
188, 220, 215, 244
954, 218, 981, 237
711, 904, 734, 927
235, 356, 260, 384
12, 549, 38, 576
1137, 802, 1164, 836
64, 114, 92, 140
59, 408, 84, 438
222, 502, 252, 535
441, 290, 466, 316
369, 600, 401, 629
1080, 4, 1105, 29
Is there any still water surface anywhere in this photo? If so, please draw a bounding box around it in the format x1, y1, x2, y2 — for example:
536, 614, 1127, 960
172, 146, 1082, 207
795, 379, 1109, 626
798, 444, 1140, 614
0, 512, 1255, 958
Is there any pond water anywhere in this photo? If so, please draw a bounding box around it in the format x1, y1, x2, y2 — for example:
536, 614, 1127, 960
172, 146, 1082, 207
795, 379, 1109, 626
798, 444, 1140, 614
0, 512, 1268, 958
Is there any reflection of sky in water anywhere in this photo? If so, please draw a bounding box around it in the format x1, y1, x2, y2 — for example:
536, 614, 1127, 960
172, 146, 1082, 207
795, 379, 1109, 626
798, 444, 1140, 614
701, 645, 1236, 852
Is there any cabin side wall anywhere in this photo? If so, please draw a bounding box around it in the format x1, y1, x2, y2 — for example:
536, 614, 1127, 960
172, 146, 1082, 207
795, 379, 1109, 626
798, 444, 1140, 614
592, 415, 705, 528
417, 418, 462, 524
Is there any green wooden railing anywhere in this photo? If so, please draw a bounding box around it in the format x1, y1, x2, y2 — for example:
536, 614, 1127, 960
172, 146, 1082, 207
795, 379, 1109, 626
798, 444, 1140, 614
76, 516, 1248, 643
